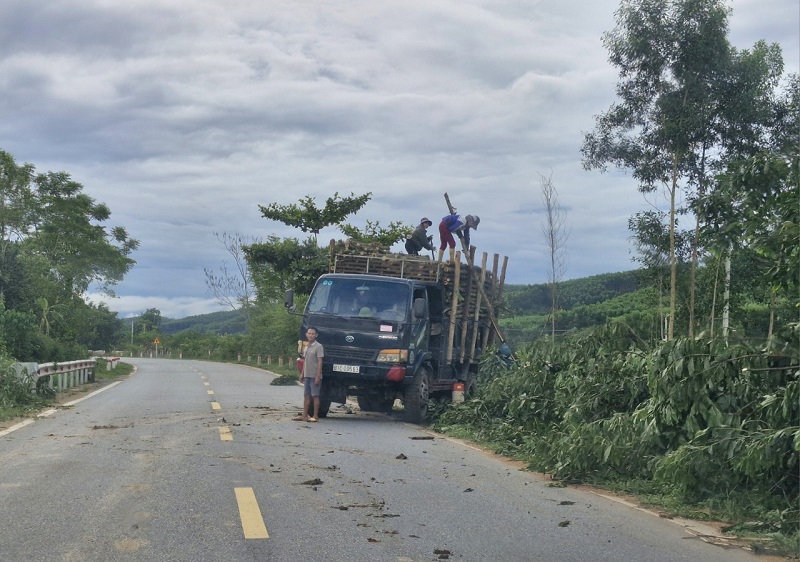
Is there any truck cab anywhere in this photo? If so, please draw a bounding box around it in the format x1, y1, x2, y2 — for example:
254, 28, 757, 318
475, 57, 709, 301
296, 273, 449, 421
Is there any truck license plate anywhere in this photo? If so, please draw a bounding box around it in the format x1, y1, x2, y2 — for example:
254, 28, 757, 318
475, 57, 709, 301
333, 364, 360, 373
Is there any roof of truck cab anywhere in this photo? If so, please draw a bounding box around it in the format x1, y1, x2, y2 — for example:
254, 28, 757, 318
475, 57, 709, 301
318, 273, 440, 287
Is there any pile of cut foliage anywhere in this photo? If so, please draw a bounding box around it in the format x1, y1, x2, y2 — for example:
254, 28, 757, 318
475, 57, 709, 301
436, 322, 799, 552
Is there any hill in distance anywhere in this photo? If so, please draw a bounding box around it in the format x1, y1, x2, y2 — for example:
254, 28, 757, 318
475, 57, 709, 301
155, 271, 642, 335
160, 309, 247, 335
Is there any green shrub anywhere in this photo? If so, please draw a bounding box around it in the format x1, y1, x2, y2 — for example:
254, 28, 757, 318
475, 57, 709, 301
0, 362, 52, 416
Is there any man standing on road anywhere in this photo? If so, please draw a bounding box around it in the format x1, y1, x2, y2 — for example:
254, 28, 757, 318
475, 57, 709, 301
294, 327, 324, 422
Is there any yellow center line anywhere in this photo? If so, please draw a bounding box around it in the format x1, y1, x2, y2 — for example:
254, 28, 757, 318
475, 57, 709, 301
219, 426, 233, 441
211, 402, 221, 410
234, 487, 269, 539
207, 390, 214, 395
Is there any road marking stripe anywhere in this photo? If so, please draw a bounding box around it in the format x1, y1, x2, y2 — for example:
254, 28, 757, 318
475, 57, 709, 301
0, 419, 35, 437
203, 382, 210, 386
62, 380, 123, 407
2, 381, 125, 437
219, 426, 233, 441
207, 390, 214, 395
234, 487, 269, 539
211, 402, 221, 410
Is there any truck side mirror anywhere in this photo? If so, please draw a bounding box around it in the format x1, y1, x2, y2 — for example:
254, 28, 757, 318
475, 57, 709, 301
284, 289, 295, 311
412, 297, 426, 319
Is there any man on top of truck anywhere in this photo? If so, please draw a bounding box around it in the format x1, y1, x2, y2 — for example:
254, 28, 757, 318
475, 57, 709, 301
437, 214, 480, 263
405, 217, 435, 256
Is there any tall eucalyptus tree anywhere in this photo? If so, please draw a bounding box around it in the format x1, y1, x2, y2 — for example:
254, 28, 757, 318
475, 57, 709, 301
583, 0, 784, 339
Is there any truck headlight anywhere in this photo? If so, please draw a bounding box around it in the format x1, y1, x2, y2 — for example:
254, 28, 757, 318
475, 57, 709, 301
376, 349, 408, 363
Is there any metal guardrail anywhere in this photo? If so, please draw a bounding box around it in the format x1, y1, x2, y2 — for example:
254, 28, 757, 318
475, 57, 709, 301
11, 359, 98, 393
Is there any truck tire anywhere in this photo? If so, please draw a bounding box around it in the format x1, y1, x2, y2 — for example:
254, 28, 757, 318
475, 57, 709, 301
318, 400, 331, 418
465, 378, 477, 399
404, 368, 429, 423
357, 395, 393, 413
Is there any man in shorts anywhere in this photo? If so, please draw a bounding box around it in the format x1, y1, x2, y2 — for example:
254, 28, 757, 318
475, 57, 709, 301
295, 326, 324, 422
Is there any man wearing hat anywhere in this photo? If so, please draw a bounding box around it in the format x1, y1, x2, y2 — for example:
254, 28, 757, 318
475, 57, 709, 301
405, 217, 436, 256
437, 214, 480, 263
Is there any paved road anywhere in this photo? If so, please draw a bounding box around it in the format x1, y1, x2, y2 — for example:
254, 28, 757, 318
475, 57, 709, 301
0, 359, 764, 561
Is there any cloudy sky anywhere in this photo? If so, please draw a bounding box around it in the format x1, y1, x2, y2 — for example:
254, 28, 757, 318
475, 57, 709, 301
2, 0, 797, 319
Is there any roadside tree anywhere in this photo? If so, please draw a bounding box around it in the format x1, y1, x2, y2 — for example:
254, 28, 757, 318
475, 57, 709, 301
0, 150, 138, 360
539, 173, 570, 342
582, 0, 783, 339
258, 192, 371, 243
204, 232, 258, 322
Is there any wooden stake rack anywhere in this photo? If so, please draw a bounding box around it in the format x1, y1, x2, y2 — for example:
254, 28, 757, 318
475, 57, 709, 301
329, 240, 503, 306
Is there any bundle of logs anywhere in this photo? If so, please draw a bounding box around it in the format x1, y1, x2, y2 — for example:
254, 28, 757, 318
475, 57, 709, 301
328, 239, 507, 324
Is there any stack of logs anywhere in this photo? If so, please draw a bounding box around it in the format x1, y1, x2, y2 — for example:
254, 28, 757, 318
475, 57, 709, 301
328, 239, 508, 336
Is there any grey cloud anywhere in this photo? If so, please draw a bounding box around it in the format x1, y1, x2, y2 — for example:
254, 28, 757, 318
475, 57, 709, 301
0, 0, 793, 319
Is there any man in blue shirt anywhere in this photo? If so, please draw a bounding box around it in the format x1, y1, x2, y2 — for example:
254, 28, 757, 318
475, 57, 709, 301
437, 214, 480, 263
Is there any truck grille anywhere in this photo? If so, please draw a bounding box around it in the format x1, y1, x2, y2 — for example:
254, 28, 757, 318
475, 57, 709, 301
325, 345, 376, 362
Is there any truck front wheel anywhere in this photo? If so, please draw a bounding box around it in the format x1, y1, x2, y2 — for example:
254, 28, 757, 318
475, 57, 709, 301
404, 368, 429, 423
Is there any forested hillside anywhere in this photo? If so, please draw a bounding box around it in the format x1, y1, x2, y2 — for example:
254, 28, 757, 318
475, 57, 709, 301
161, 310, 246, 335
500, 271, 662, 344
504, 271, 640, 315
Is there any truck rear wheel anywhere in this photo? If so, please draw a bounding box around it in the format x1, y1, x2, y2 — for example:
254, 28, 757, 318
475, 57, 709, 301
404, 368, 429, 423
317, 400, 331, 418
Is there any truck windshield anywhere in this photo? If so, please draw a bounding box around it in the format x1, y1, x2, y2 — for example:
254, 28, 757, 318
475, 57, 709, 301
307, 278, 410, 322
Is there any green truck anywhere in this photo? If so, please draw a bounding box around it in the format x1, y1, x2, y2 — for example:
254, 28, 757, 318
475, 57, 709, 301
285, 242, 508, 422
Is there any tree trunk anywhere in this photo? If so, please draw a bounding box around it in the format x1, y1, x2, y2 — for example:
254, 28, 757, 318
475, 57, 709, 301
709, 254, 721, 338
668, 159, 678, 341
722, 245, 731, 340
768, 290, 775, 341
550, 282, 557, 343
689, 214, 699, 337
